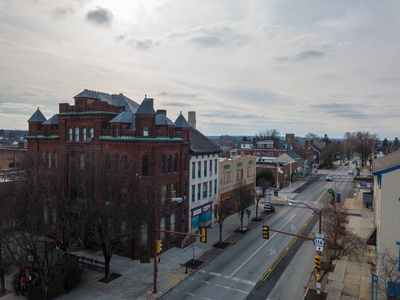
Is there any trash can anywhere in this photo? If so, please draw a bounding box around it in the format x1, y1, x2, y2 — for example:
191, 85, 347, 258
336, 193, 341, 203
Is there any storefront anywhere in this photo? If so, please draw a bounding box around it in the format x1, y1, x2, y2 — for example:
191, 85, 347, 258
191, 202, 213, 234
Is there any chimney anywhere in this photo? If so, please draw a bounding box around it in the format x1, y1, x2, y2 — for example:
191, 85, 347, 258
148, 98, 154, 107
157, 109, 167, 116
188, 111, 196, 128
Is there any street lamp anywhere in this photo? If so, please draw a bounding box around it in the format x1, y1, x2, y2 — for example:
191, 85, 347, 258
288, 199, 322, 299
153, 197, 182, 294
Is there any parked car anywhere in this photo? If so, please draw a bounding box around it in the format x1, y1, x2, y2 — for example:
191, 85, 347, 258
344, 161, 349, 166
326, 175, 333, 181
348, 170, 354, 175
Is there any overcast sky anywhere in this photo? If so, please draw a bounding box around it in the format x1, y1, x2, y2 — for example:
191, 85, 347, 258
1, 0, 399, 139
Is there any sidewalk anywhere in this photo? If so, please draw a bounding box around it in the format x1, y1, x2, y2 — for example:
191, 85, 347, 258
1, 179, 311, 300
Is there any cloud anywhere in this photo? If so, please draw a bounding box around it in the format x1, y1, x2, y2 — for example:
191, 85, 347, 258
115, 34, 127, 42
158, 92, 198, 98
189, 36, 224, 48
86, 7, 113, 26
52, 7, 74, 19
163, 102, 191, 107
276, 50, 325, 62
128, 39, 159, 50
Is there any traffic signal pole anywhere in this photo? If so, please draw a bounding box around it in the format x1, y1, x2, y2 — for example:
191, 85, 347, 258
153, 200, 206, 294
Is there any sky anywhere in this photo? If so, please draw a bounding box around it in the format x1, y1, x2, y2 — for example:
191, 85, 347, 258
1, 0, 400, 139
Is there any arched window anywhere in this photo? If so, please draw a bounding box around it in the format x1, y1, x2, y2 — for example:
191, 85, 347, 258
143, 126, 149, 137
142, 155, 149, 176
114, 155, 119, 173
161, 156, 166, 174
90, 128, 94, 138
75, 127, 79, 141
69, 128, 72, 141
174, 155, 178, 172
105, 154, 111, 173
168, 155, 172, 173
121, 156, 128, 174
83, 128, 87, 141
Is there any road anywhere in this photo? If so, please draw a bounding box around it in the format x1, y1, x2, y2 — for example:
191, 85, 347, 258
160, 163, 355, 300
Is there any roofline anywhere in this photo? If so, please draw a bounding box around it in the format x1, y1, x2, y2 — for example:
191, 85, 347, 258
190, 149, 222, 154
372, 164, 400, 176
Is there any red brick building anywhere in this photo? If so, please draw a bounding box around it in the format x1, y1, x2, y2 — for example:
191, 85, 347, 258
26, 89, 192, 258
295, 140, 324, 168
235, 138, 292, 158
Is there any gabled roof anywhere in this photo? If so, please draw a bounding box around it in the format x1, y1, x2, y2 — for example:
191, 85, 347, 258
175, 113, 190, 128
286, 151, 305, 162
156, 114, 175, 126
43, 115, 59, 125
373, 149, 400, 174
110, 112, 135, 124
74, 89, 139, 113
136, 98, 156, 114
190, 127, 222, 154
28, 108, 47, 123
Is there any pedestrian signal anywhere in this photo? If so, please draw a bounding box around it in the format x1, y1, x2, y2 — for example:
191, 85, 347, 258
314, 254, 321, 269
200, 227, 207, 243
156, 240, 163, 253
262, 226, 269, 239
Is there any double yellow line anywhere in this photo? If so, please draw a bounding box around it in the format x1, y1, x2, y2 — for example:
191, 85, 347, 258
314, 175, 341, 204
260, 213, 314, 281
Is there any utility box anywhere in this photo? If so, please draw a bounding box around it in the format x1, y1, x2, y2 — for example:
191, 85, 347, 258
363, 192, 373, 208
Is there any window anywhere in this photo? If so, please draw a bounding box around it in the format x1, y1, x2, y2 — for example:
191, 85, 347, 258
114, 127, 118, 137
203, 183, 207, 199
170, 214, 175, 232
75, 127, 79, 141
54, 152, 58, 169
83, 128, 87, 141
204, 161, 207, 177
269, 152, 273, 157
171, 183, 177, 198
160, 217, 165, 239
209, 181, 212, 197
168, 155, 172, 173
161, 185, 167, 202
209, 160, 212, 174
141, 224, 148, 245
237, 169, 243, 181
161, 156, 166, 174
114, 155, 119, 173
215, 159, 218, 174
43, 206, 48, 224
184, 155, 187, 171
121, 156, 128, 174
80, 154, 85, 170
52, 208, 57, 224
198, 162, 201, 178
191, 185, 195, 202
197, 184, 201, 200
142, 155, 149, 176
48, 152, 51, 169
90, 127, 94, 138
184, 181, 187, 199
192, 162, 195, 179
214, 179, 217, 195
68, 128, 72, 141
143, 125, 149, 137
174, 155, 178, 172
105, 155, 111, 173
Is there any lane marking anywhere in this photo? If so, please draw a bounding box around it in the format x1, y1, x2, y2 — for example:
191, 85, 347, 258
199, 270, 256, 285
261, 213, 314, 281
314, 175, 341, 204
229, 214, 296, 277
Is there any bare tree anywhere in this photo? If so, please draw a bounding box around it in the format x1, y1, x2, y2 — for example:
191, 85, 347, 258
378, 249, 400, 299
321, 141, 343, 168
344, 131, 379, 167
235, 181, 254, 231
255, 168, 274, 219
305, 133, 321, 140
321, 201, 368, 278
255, 129, 280, 140
215, 199, 236, 245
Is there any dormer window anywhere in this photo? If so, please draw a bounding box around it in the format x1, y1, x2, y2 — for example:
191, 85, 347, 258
115, 127, 119, 137
143, 126, 149, 137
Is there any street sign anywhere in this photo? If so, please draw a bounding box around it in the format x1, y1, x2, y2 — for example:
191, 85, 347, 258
315, 233, 324, 239
316, 246, 324, 252
314, 238, 324, 247
316, 282, 321, 289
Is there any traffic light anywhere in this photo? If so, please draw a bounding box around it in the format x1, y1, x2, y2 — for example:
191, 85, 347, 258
314, 254, 321, 269
156, 240, 163, 253
200, 227, 207, 243
262, 226, 269, 239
